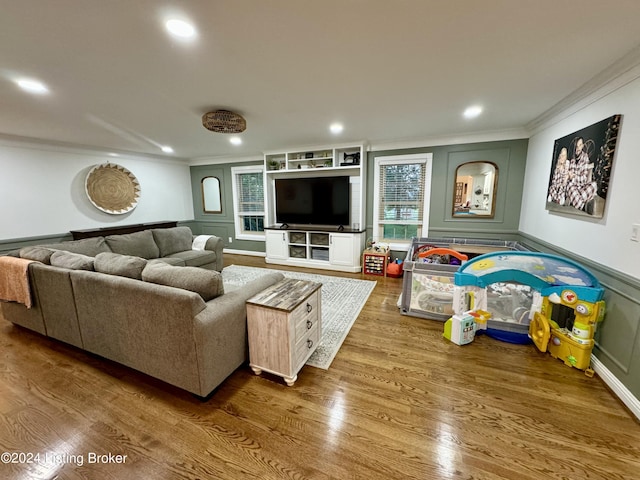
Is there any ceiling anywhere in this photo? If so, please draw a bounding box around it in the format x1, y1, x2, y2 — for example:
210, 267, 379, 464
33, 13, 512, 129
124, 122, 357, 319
2, 1, 640, 162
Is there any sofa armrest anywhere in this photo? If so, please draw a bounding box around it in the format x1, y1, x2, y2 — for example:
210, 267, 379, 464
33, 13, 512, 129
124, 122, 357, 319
193, 272, 284, 395
193, 235, 224, 271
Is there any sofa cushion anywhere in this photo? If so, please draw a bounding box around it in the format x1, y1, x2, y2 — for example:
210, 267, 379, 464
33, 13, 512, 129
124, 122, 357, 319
20, 246, 55, 264
147, 257, 186, 267
44, 236, 112, 256
151, 226, 193, 257
94, 252, 148, 280
141, 262, 224, 301
164, 250, 216, 268
105, 230, 160, 259
50, 251, 95, 271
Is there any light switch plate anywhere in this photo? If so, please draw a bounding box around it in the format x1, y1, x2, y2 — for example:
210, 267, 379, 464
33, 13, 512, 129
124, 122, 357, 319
632, 224, 640, 242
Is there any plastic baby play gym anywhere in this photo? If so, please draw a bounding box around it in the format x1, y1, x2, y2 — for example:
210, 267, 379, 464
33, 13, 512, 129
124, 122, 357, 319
401, 240, 605, 374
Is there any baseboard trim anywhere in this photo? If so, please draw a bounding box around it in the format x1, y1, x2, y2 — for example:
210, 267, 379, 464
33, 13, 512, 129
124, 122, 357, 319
591, 354, 640, 421
223, 248, 265, 257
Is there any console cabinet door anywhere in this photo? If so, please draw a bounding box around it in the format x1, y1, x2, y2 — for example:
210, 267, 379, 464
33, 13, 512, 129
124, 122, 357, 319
266, 230, 288, 260
329, 233, 357, 267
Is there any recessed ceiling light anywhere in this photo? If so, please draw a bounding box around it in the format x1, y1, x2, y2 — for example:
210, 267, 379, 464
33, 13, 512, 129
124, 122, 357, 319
15, 78, 49, 95
463, 105, 483, 119
165, 18, 197, 39
330, 123, 344, 134
161, 145, 174, 153
229, 136, 242, 146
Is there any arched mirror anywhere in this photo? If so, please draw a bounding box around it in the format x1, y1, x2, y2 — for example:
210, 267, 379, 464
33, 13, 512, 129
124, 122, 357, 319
452, 161, 498, 218
202, 176, 222, 213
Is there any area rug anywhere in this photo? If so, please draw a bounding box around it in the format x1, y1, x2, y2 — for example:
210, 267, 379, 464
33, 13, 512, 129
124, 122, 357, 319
222, 265, 376, 369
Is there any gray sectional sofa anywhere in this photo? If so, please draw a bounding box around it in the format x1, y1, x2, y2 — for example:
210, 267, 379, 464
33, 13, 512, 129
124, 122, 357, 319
22, 226, 225, 271
0, 226, 284, 397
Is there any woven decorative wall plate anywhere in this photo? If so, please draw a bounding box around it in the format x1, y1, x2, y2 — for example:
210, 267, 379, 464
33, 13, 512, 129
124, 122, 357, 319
85, 163, 141, 214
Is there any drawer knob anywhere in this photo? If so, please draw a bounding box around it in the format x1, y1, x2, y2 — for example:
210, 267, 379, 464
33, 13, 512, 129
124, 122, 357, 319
307, 339, 314, 349
306, 320, 313, 329
306, 303, 312, 313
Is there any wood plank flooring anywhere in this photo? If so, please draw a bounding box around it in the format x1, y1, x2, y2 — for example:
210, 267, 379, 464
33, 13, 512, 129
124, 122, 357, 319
0, 254, 639, 479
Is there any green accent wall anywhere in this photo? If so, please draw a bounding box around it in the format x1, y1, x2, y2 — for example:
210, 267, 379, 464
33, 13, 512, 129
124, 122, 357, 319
189, 139, 529, 254
366, 139, 529, 241
190, 161, 266, 253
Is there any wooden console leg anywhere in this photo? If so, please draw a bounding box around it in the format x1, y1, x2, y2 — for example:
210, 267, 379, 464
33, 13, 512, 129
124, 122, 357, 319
251, 366, 262, 376
284, 375, 297, 386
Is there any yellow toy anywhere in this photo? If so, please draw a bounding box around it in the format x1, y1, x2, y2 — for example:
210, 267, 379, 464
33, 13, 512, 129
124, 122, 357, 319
529, 294, 605, 374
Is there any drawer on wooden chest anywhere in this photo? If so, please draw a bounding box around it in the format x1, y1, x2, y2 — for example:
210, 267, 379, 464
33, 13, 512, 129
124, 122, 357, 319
290, 290, 319, 324
294, 323, 320, 366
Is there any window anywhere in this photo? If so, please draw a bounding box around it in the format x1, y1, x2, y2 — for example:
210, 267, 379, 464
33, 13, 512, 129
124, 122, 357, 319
231, 165, 265, 241
373, 153, 432, 249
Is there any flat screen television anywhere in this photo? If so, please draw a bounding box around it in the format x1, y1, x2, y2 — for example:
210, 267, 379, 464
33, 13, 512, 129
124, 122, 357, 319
275, 176, 350, 226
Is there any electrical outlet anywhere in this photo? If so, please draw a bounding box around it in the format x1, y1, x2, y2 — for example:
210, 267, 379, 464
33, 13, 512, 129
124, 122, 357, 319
228, 237, 233, 244
632, 224, 640, 242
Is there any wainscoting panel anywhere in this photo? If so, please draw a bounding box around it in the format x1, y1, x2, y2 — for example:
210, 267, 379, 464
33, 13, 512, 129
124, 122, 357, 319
200, 224, 230, 240
0, 232, 72, 255
519, 232, 640, 403
597, 290, 640, 374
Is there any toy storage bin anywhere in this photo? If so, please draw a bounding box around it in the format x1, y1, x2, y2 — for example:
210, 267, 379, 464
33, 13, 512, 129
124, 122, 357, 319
400, 237, 533, 321
289, 245, 306, 258
289, 232, 306, 244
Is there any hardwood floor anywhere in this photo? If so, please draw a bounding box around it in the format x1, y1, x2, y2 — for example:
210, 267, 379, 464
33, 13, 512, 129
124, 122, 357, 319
1, 253, 639, 479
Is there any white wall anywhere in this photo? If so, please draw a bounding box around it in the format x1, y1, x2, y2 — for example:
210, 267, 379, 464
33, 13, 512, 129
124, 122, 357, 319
520, 67, 640, 278
0, 139, 194, 240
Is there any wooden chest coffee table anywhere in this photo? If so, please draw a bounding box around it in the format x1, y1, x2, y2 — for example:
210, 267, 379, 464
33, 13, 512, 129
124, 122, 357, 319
246, 278, 322, 386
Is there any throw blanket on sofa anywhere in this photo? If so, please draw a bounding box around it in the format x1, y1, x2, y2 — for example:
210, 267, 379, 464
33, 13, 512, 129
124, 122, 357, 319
0, 256, 34, 308
192, 235, 213, 251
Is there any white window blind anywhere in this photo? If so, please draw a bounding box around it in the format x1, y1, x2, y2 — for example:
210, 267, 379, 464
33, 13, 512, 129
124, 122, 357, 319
373, 153, 432, 245
237, 172, 264, 214
231, 166, 265, 240
378, 162, 426, 224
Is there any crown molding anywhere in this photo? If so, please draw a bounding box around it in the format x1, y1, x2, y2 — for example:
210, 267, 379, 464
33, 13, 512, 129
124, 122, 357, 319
527, 43, 640, 134
0, 133, 189, 164
188, 154, 264, 166
369, 128, 529, 152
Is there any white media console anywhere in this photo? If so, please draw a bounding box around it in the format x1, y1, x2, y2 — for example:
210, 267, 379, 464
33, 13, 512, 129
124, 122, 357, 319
263, 143, 367, 272
265, 227, 365, 273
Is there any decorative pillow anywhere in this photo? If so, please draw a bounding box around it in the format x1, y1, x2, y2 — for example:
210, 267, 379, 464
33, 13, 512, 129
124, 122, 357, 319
105, 230, 160, 259
94, 252, 147, 280
141, 262, 224, 301
151, 226, 193, 257
50, 251, 95, 271
20, 246, 55, 264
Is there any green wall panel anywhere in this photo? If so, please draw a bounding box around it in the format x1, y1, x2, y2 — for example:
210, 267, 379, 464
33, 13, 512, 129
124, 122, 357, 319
190, 166, 230, 223
366, 139, 529, 239
190, 161, 265, 251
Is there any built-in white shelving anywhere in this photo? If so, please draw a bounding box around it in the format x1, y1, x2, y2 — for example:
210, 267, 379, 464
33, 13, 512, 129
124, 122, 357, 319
263, 142, 366, 231
263, 142, 367, 272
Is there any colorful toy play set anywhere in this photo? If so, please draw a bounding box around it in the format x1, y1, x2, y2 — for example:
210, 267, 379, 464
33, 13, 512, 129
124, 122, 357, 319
445, 251, 605, 373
